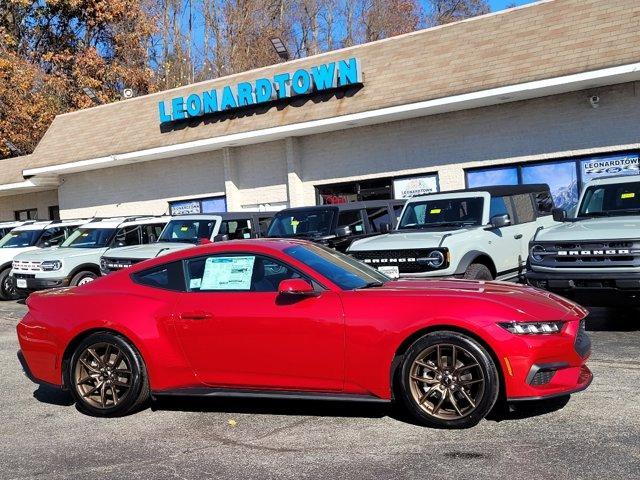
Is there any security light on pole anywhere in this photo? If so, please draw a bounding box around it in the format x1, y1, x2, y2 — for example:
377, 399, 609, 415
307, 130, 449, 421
270, 37, 290, 60
82, 87, 102, 104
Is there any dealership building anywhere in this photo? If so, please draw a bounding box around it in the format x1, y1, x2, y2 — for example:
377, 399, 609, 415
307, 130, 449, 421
1, 0, 640, 220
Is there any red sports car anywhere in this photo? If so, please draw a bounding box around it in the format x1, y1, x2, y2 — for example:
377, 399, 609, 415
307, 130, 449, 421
17, 239, 592, 428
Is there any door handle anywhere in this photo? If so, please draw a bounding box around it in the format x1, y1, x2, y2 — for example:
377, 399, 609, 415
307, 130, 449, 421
514, 234, 523, 239
179, 311, 214, 321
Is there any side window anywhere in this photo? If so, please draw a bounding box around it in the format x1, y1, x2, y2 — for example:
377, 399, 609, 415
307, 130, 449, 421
393, 205, 404, 224
37, 227, 66, 247
533, 191, 554, 215
114, 226, 142, 247
337, 210, 365, 235
511, 194, 536, 223
258, 217, 272, 236
489, 196, 515, 221
141, 224, 165, 243
220, 219, 252, 240
186, 255, 303, 292
366, 207, 391, 232
132, 261, 185, 291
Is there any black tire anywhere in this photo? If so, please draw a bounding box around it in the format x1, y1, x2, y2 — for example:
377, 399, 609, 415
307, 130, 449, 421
463, 263, 493, 280
0, 268, 19, 301
396, 331, 500, 429
70, 270, 98, 287
66, 332, 150, 417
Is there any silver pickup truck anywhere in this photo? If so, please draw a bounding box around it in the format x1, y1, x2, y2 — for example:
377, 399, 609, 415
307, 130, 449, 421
526, 175, 640, 306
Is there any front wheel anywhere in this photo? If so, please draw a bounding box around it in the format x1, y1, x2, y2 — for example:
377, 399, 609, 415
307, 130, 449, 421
463, 263, 493, 280
67, 332, 150, 416
70, 271, 98, 287
397, 331, 499, 429
0, 268, 19, 301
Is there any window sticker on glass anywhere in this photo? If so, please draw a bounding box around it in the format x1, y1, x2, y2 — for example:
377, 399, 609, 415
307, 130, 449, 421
200, 256, 255, 291
621, 192, 635, 199
355, 225, 363, 232
180, 226, 189, 232
430, 209, 442, 214
243, 232, 251, 239
189, 278, 202, 289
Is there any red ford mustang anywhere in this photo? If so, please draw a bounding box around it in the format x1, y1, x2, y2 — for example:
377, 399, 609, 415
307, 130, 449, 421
17, 239, 592, 428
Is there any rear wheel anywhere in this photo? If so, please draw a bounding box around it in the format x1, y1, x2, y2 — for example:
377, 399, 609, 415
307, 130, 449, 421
70, 271, 98, 287
67, 332, 149, 417
463, 263, 493, 280
397, 331, 499, 429
0, 268, 19, 301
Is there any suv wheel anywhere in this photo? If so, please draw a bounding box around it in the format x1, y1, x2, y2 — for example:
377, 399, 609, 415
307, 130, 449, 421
397, 331, 500, 429
0, 268, 19, 301
67, 332, 150, 417
463, 263, 493, 280
71, 271, 98, 286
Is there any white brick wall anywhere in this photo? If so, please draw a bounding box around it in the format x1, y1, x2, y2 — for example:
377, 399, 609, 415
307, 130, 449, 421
51, 81, 640, 216
0, 189, 59, 220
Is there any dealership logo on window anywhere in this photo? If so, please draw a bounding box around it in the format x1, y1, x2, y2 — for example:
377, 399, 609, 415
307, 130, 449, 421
158, 57, 363, 124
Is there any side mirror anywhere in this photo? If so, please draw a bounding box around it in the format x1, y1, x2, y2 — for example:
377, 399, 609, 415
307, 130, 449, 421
552, 208, 567, 222
199, 237, 214, 245
490, 214, 511, 229
278, 279, 317, 296
335, 226, 351, 238
380, 222, 392, 234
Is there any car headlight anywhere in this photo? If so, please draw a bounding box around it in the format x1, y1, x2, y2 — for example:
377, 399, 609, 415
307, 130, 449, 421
425, 249, 446, 268
40, 260, 62, 271
529, 244, 546, 262
498, 321, 564, 335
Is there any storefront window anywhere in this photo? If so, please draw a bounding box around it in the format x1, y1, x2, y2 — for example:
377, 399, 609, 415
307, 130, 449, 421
466, 167, 518, 188
316, 178, 394, 204
522, 161, 578, 211
169, 197, 227, 215
580, 153, 639, 184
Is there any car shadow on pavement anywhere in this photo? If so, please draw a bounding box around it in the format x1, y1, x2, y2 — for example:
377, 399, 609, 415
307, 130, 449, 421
32, 384, 75, 406
585, 307, 640, 332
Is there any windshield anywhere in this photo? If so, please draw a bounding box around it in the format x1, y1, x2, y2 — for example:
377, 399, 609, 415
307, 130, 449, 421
61, 228, 116, 248
399, 197, 484, 229
285, 243, 388, 290
0, 230, 41, 248
158, 219, 217, 244
267, 209, 335, 238
578, 181, 640, 217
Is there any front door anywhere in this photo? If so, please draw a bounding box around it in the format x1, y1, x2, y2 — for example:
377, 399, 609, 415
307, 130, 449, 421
173, 253, 345, 391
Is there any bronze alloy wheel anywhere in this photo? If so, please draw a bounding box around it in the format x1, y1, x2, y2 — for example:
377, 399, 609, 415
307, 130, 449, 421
408, 343, 485, 420
73, 342, 133, 409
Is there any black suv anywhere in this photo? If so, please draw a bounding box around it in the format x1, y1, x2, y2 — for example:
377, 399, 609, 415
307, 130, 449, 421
266, 200, 405, 252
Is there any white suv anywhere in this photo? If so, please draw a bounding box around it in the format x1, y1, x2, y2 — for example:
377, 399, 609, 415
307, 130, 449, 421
11, 216, 168, 296
0, 219, 86, 300
348, 185, 556, 280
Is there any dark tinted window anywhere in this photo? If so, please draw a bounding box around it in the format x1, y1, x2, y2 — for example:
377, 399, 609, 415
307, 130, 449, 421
534, 191, 554, 215
267, 209, 335, 238
132, 261, 185, 291
511, 194, 536, 223
337, 210, 365, 235
366, 207, 391, 232
220, 219, 252, 240
258, 217, 272, 236
142, 224, 165, 243
159, 219, 216, 244
37, 227, 66, 247
489, 196, 514, 220
112, 225, 141, 248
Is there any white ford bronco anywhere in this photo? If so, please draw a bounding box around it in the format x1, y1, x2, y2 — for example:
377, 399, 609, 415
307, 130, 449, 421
11, 216, 168, 295
0, 219, 87, 299
526, 175, 640, 305
348, 185, 556, 280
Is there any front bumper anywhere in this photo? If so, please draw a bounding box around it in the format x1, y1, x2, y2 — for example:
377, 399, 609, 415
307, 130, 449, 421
12, 273, 70, 293
502, 318, 592, 401
526, 269, 640, 305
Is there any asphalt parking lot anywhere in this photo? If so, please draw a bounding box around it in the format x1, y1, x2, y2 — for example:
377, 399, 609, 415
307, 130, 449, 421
1, 301, 639, 480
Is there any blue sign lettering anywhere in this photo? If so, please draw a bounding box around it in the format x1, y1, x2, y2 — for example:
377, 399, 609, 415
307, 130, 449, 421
158, 57, 362, 124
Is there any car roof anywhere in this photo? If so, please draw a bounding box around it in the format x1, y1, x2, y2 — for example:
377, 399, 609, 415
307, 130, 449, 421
275, 199, 405, 214
78, 216, 170, 229
584, 175, 640, 186
408, 184, 550, 199
170, 212, 275, 221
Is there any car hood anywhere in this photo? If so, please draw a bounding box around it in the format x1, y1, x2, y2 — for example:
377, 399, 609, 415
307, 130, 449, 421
536, 216, 640, 242
103, 242, 193, 260
0, 246, 39, 264
348, 228, 473, 251
13, 246, 104, 262
373, 278, 584, 321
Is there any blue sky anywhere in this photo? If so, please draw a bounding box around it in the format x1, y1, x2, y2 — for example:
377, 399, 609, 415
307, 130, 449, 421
488, 0, 536, 10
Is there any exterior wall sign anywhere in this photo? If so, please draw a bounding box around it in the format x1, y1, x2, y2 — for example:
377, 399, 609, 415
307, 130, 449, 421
393, 175, 439, 199
580, 153, 639, 183
158, 57, 362, 124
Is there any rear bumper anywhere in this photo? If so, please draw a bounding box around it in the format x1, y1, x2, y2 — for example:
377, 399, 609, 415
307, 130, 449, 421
16, 316, 63, 386
526, 270, 640, 305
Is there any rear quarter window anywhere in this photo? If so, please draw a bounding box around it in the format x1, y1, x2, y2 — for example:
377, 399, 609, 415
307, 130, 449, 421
131, 261, 185, 291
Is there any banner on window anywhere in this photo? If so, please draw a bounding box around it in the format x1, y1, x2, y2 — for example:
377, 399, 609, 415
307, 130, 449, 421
393, 175, 439, 199
581, 153, 639, 183
169, 201, 201, 215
